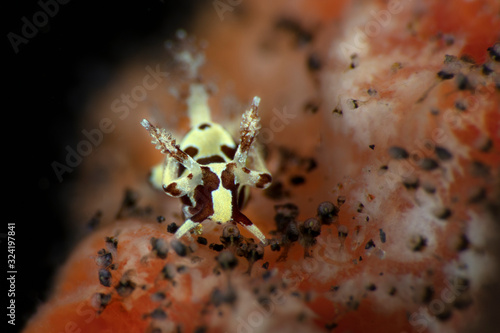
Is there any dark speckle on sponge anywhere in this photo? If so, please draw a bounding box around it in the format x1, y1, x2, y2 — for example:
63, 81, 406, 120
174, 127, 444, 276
197, 236, 208, 245
408, 235, 427, 252
418, 158, 439, 171
435, 146, 453, 161
317, 201, 339, 225
434, 207, 452, 220
388, 146, 409, 159
150, 308, 167, 320
115, 278, 136, 297
290, 175, 306, 185
403, 176, 420, 190
167, 222, 179, 234
171, 239, 188, 257
150, 237, 169, 259
99, 269, 112, 287
209, 243, 224, 252
365, 239, 376, 250
437, 70, 454, 80
216, 251, 239, 271
379, 229, 386, 243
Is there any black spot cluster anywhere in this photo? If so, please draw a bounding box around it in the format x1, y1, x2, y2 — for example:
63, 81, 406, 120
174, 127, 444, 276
167, 222, 179, 234
220, 224, 241, 248
96, 246, 117, 288
267, 147, 318, 200
92, 234, 147, 316
273, 203, 300, 261
96, 248, 113, 268
216, 226, 266, 275
171, 239, 189, 257
317, 201, 340, 225
150, 237, 169, 259
210, 286, 237, 307
115, 271, 137, 298
408, 234, 427, 252
91, 292, 112, 313
160, 263, 176, 283
216, 250, 239, 271
271, 201, 341, 260
388, 146, 409, 159
386, 143, 458, 192
236, 240, 265, 275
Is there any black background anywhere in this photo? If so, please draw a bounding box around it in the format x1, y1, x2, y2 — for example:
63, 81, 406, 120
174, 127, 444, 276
5, 1, 199, 331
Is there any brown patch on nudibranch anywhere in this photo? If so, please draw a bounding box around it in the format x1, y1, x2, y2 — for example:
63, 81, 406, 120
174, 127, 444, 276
198, 123, 211, 130
164, 182, 182, 196
220, 145, 236, 159
256, 173, 272, 188
196, 155, 226, 165
184, 146, 199, 158
188, 166, 219, 223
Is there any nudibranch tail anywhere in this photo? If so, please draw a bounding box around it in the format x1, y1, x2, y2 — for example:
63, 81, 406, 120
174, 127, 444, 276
186, 84, 212, 127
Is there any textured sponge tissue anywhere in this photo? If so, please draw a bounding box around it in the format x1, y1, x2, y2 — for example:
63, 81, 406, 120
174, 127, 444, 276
24, 0, 500, 332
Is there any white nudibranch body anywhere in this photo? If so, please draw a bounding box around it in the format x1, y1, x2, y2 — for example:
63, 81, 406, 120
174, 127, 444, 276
142, 84, 272, 243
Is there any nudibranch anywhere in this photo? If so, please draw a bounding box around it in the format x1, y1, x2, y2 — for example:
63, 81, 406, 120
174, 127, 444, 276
142, 84, 272, 243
